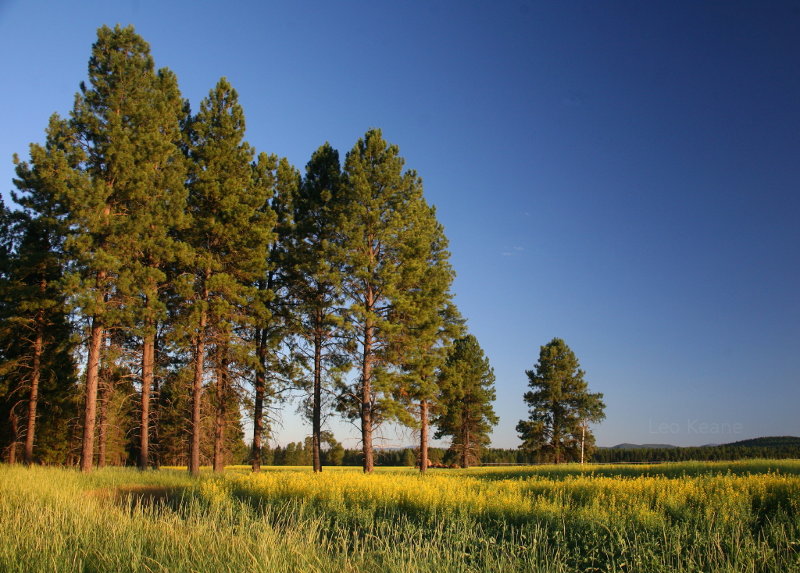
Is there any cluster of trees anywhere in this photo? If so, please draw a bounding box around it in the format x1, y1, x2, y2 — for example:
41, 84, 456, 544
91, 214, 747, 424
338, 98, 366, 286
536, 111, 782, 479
0, 25, 499, 474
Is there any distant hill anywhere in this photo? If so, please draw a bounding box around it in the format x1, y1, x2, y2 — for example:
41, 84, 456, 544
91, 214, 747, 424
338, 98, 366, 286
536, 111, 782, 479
606, 436, 800, 450
609, 443, 677, 450
723, 436, 800, 448
594, 436, 800, 464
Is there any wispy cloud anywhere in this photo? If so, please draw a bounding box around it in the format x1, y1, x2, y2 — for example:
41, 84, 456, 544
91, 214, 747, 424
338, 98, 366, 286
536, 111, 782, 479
501, 245, 524, 257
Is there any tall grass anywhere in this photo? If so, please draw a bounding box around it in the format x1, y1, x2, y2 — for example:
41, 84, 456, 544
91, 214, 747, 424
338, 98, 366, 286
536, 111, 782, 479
1, 461, 798, 572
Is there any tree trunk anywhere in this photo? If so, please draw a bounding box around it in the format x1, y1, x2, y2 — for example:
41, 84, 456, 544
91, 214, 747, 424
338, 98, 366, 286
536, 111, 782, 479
580, 421, 586, 465
152, 334, 161, 470
97, 369, 109, 469
361, 321, 374, 473
419, 399, 429, 474
23, 315, 44, 465
81, 314, 104, 472
189, 333, 205, 476
189, 278, 208, 477
461, 425, 469, 469
252, 327, 267, 472
139, 327, 154, 470
312, 323, 323, 473
7, 411, 19, 464
212, 345, 227, 473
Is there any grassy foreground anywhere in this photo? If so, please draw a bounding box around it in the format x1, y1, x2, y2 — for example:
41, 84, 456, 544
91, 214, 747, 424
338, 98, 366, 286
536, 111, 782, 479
1, 461, 799, 572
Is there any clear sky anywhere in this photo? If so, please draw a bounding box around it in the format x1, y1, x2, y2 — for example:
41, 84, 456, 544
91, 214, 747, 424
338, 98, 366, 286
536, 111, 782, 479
1, 1, 798, 448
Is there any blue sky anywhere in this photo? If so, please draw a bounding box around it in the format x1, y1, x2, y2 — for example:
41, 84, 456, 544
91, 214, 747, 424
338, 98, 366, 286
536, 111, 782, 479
1, 1, 798, 448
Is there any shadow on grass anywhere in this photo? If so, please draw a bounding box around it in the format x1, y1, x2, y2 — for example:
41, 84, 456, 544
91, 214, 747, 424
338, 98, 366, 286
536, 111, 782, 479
88, 484, 189, 513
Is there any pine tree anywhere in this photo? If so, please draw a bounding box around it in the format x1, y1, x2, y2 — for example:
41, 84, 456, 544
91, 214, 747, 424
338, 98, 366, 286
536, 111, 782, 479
337, 129, 440, 472
288, 143, 349, 473
8, 105, 84, 466
9, 109, 92, 467
0, 198, 18, 462
101, 60, 188, 471
517, 338, 605, 464
251, 156, 297, 472
391, 205, 462, 473
14, 25, 189, 471
0, 217, 75, 465
434, 334, 498, 468
182, 77, 275, 475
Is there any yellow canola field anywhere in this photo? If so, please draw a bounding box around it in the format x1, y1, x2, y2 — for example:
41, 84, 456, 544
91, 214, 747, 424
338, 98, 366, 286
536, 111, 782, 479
197, 462, 800, 531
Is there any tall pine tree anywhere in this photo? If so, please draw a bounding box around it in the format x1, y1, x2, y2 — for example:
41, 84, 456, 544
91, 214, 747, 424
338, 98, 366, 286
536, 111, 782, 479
22, 25, 190, 471
181, 78, 275, 475
390, 203, 462, 473
288, 143, 348, 473
337, 129, 441, 473
251, 156, 298, 472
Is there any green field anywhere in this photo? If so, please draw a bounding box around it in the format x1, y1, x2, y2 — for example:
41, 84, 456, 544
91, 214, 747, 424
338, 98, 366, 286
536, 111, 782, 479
1, 461, 799, 572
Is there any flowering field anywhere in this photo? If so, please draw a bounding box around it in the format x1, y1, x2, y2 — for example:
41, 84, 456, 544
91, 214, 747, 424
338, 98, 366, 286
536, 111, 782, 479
1, 461, 798, 572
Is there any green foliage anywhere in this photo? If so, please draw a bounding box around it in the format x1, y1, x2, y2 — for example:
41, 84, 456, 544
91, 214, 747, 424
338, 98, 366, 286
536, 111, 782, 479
183, 77, 275, 344
268, 432, 345, 466
517, 338, 606, 464
434, 335, 499, 467
325, 441, 345, 466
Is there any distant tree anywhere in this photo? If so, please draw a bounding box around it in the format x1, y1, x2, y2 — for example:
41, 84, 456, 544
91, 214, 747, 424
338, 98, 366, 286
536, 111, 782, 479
324, 439, 345, 466
516, 338, 605, 464
434, 335, 498, 468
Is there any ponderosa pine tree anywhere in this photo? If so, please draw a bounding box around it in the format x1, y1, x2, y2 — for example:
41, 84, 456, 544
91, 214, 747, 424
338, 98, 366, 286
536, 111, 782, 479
391, 207, 462, 473
516, 338, 605, 464
8, 149, 70, 465
0, 216, 74, 465
251, 156, 298, 472
337, 129, 439, 473
103, 55, 187, 472
11, 110, 95, 470
403, 301, 463, 474
0, 198, 18, 462
434, 334, 498, 468
16, 25, 188, 472
288, 143, 348, 473
182, 77, 275, 475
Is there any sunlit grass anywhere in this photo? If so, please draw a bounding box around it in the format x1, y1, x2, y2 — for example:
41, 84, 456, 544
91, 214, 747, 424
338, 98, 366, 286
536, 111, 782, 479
1, 460, 798, 572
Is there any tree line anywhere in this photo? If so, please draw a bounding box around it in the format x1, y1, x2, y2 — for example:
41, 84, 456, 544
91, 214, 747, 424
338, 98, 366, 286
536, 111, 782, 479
0, 25, 499, 474
593, 438, 800, 463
